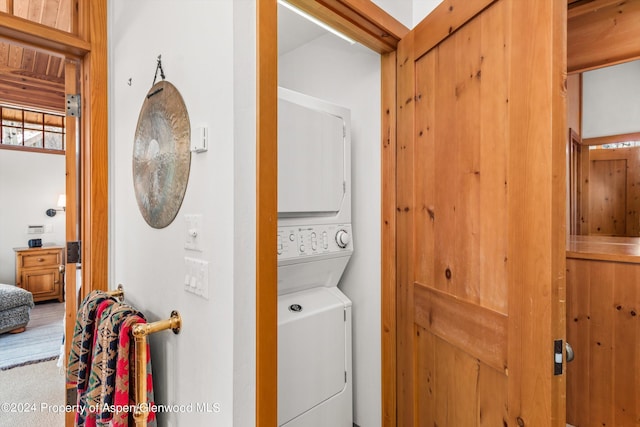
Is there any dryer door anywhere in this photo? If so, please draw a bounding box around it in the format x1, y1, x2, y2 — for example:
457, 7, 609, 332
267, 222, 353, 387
278, 287, 347, 426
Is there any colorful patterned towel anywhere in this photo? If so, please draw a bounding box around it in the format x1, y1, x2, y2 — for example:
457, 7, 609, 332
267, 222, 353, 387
66, 291, 158, 427
66, 291, 116, 387
87, 302, 139, 424
77, 298, 116, 426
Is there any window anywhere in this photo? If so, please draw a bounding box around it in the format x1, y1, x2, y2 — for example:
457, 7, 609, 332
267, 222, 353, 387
0, 107, 65, 153
589, 140, 640, 150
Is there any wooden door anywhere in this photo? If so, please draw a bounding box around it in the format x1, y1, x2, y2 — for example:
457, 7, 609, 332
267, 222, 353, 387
588, 147, 640, 237
395, 1, 566, 425
64, 60, 80, 427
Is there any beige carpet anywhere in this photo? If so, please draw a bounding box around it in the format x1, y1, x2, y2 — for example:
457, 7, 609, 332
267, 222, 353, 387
0, 359, 64, 426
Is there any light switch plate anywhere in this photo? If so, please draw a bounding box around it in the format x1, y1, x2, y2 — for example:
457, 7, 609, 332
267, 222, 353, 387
191, 126, 208, 153
184, 214, 203, 251
184, 256, 209, 300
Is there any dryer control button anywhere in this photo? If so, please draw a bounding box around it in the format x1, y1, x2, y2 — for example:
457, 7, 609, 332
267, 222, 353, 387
335, 229, 350, 248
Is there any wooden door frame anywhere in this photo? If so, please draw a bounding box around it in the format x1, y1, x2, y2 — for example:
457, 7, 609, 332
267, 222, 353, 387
0, 1, 108, 340
0, 4, 108, 427
256, 1, 407, 425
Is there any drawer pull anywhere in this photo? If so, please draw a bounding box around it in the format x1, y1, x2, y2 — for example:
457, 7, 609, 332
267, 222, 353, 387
54, 280, 60, 285
37, 258, 44, 262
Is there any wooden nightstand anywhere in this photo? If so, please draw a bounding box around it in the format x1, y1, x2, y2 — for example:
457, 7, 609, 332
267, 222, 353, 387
14, 245, 65, 303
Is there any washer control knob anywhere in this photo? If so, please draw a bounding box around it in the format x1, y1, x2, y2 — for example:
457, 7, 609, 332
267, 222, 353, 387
335, 229, 351, 248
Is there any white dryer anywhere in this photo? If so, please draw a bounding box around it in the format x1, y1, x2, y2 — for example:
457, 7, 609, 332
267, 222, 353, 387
277, 87, 353, 427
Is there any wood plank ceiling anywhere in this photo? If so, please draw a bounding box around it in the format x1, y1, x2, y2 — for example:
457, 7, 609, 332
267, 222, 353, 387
0, 0, 70, 114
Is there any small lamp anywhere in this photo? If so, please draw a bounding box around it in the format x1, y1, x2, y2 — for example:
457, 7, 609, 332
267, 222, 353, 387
46, 194, 66, 217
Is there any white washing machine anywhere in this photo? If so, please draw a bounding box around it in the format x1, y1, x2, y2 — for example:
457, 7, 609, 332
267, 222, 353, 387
277, 87, 353, 427
278, 287, 352, 427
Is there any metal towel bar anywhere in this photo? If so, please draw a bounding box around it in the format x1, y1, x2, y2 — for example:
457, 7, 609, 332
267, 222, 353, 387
107, 285, 182, 427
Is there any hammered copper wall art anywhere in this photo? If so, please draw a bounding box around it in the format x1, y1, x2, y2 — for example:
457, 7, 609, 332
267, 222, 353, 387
133, 80, 191, 228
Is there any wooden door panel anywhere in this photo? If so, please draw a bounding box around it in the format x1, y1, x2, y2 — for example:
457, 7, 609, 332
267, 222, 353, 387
415, 326, 508, 426
416, 326, 508, 426
396, 0, 566, 425
587, 147, 640, 237
415, 327, 507, 427
415, 1, 509, 311
589, 158, 627, 235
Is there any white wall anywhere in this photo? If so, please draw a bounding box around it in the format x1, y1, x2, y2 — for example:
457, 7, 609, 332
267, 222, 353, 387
109, 1, 255, 425
231, 1, 257, 425
371, 0, 441, 29
0, 149, 65, 284
371, 0, 412, 28
582, 59, 640, 139
279, 34, 382, 427
412, 0, 442, 26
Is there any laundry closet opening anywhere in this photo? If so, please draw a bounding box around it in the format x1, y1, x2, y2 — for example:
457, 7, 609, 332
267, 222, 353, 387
277, 2, 382, 426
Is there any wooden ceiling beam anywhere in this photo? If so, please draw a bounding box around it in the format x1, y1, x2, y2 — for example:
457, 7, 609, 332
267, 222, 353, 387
0, 79, 64, 98
568, 0, 628, 19
0, 11, 89, 57
568, 0, 640, 72
0, 75, 64, 93
0, 89, 64, 112
0, 66, 64, 83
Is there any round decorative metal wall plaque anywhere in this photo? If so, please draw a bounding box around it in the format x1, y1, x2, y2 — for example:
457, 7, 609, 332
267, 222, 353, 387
133, 80, 191, 229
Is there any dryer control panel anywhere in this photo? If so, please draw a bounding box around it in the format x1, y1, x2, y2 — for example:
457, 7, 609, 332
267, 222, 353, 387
278, 224, 353, 260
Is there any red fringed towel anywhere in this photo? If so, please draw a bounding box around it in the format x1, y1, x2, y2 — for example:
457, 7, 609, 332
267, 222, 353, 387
112, 315, 157, 427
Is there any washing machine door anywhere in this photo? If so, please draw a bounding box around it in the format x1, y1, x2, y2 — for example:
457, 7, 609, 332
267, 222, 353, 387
278, 287, 347, 426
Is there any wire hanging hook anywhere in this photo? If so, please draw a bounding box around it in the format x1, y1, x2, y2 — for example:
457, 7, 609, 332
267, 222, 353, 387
152, 54, 166, 86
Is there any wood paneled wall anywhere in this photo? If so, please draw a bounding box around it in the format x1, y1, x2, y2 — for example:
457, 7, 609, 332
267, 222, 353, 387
566, 257, 640, 427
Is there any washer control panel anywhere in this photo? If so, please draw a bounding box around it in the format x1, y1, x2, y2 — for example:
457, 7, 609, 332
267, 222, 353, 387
277, 224, 353, 260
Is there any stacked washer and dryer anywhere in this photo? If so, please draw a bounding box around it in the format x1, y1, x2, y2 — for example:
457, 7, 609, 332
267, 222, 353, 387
277, 87, 354, 427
